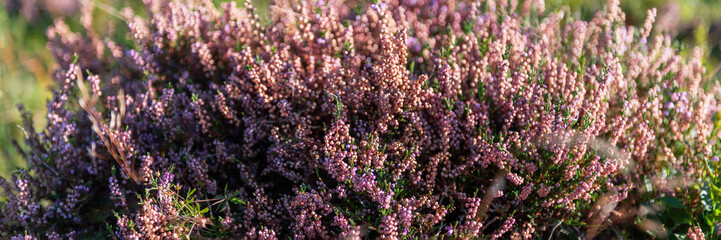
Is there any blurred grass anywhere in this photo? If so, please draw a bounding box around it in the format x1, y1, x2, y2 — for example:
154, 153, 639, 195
0, 6, 55, 179
0, 0, 720, 180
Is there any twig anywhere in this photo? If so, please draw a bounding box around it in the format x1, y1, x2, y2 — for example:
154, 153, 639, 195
548, 221, 563, 240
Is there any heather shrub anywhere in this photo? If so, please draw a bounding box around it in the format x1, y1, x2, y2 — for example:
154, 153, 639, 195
1, 0, 718, 239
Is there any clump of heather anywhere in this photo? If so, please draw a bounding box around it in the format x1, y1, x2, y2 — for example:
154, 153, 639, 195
2, 0, 718, 238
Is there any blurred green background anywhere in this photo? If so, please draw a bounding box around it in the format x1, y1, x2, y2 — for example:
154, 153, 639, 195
0, 0, 719, 179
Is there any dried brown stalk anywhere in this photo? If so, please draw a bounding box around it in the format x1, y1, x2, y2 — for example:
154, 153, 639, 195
76, 69, 140, 183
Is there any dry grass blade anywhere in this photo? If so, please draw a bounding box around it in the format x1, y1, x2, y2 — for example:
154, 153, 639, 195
76, 69, 140, 183
477, 171, 506, 223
